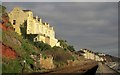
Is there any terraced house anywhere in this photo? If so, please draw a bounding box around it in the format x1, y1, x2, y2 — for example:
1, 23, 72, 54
8, 7, 60, 47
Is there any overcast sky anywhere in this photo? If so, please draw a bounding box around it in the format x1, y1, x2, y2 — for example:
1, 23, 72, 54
0, 0, 120, 2
2, 2, 118, 57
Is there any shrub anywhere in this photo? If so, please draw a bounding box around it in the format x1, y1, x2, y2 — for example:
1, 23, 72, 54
6, 22, 13, 28
26, 57, 34, 65
70, 56, 76, 61
2, 59, 22, 73
58, 39, 75, 52
34, 41, 51, 51
0, 5, 6, 14
67, 45, 75, 52
42, 54, 47, 59
42, 47, 73, 63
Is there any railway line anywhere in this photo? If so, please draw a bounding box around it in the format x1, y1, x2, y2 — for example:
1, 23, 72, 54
96, 62, 120, 75
30, 60, 98, 75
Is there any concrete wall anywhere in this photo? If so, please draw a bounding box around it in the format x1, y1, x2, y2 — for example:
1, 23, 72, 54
40, 54, 55, 69
34, 35, 45, 43
50, 38, 59, 47
45, 37, 50, 45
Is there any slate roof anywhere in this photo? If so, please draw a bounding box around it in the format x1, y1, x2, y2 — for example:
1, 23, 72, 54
23, 10, 31, 12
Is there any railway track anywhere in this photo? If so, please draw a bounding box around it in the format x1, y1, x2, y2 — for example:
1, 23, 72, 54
96, 62, 120, 75
30, 61, 98, 75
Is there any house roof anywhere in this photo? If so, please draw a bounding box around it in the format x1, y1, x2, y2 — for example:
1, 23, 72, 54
23, 10, 31, 12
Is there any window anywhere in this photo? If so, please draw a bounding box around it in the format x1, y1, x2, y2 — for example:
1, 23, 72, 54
35, 38, 37, 41
38, 19, 40, 21
13, 20, 16, 25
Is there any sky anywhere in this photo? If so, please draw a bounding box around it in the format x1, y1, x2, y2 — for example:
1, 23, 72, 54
0, 0, 120, 2
2, 2, 118, 57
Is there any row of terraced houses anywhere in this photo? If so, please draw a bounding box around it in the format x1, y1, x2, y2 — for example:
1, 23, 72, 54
8, 7, 60, 47
80, 49, 106, 62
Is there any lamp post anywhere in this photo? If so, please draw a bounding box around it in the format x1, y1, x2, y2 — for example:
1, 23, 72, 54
22, 60, 26, 74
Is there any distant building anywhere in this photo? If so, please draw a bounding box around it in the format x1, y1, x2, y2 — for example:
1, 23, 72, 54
8, 7, 60, 47
80, 48, 106, 62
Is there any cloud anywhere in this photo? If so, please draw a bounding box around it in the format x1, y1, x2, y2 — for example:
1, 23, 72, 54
2, 2, 118, 57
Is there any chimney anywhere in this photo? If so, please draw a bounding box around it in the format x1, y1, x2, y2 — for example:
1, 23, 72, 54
45, 22, 47, 25
50, 27, 53, 30
48, 23, 50, 27
36, 16, 38, 21
39, 18, 42, 23
45, 22, 48, 27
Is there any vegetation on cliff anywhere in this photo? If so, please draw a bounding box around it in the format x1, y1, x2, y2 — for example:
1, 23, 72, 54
1, 5, 76, 73
1, 5, 39, 73
58, 39, 75, 52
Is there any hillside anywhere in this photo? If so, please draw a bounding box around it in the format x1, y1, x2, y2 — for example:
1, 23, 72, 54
1, 5, 77, 73
0, 5, 40, 73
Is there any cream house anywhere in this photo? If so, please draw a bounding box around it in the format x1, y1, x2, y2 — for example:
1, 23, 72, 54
8, 7, 60, 47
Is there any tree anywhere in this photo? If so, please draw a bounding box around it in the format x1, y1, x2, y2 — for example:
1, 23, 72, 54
20, 20, 27, 39
58, 39, 75, 52
58, 39, 67, 49
0, 5, 6, 14
34, 41, 51, 51
67, 45, 75, 52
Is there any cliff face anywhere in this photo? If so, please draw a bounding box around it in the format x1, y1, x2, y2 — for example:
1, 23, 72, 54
2, 43, 17, 59
1, 5, 40, 73
1, 25, 39, 73
0, 6, 16, 59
